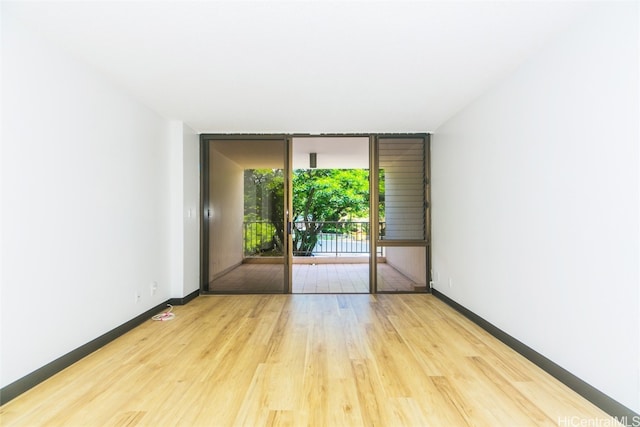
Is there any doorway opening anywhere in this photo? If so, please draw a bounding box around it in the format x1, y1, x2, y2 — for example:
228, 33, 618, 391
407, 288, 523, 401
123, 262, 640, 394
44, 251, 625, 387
291, 137, 371, 293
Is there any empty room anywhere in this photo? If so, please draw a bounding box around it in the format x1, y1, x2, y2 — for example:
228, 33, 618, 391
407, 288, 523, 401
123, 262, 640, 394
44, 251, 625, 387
1, 1, 639, 426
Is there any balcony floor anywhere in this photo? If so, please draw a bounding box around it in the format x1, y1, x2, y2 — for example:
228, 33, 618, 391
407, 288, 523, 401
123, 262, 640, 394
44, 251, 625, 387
208, 262, 422, 293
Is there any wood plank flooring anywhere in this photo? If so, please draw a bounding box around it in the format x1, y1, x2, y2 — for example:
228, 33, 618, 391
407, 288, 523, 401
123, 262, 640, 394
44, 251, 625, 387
0, 294, 618, 426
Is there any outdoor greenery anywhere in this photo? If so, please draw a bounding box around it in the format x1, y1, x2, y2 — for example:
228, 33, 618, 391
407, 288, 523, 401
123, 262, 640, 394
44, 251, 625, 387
244, 169, 285, 256
292, 169, 369, 255
244, 168, 377, 256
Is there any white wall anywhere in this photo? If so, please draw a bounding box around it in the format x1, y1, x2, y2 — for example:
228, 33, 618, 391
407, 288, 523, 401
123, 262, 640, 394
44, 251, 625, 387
209, 150, 244, 280
637, 2, 640, 413
1, 16, 173, 387
432, 3, 639, 412
182, 125, 200, 297
169, 122, 200, 298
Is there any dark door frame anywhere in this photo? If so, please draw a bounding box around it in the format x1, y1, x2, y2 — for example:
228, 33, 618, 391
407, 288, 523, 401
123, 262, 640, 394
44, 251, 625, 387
199, 133, 431, 295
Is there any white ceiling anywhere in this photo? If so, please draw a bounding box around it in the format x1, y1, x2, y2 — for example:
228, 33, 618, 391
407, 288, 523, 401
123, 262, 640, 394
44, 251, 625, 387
293, 137, 369, 169
5, 1, 590, 134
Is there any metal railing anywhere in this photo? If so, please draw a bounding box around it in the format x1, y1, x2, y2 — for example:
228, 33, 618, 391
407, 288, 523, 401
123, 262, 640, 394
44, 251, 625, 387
243, 220, 383, 257
294, 221, 372, 256
243, 221, 283, 256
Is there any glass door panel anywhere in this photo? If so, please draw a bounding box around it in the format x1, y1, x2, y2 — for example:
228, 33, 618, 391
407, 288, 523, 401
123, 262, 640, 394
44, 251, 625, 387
377, 246, 428, 291
374, 135, 430, 293
203, 136, 288, 293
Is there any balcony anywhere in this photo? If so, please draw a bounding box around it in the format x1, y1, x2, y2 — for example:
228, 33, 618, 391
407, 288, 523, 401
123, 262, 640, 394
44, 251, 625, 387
202, 220, 423, 292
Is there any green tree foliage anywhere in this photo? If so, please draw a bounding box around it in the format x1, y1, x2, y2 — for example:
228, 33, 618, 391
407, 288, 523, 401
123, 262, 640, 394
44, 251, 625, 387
244, 169, 284, 255
243, 168, 371, 256
292, 169, 369, 255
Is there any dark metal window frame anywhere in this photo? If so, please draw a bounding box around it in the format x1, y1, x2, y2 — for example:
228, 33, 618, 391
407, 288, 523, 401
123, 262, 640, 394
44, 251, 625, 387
200, 133, 431, 294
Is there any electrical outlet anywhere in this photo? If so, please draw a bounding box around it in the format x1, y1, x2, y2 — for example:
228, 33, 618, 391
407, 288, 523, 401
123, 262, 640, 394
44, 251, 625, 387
150, 281, 158, 296
448, 277, 453, 288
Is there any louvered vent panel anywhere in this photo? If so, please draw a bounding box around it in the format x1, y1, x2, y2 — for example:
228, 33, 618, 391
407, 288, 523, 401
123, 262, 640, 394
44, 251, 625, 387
379, 138, 425, 240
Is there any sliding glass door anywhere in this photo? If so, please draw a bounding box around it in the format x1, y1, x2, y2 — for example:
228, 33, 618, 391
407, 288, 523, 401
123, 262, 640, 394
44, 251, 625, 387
200, 133, 430, 294
201, 135, 289, 293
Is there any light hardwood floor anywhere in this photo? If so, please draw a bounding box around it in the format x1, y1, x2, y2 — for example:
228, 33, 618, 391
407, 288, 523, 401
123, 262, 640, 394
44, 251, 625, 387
0, 294, 618, 426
